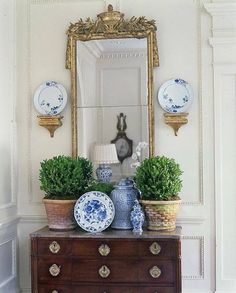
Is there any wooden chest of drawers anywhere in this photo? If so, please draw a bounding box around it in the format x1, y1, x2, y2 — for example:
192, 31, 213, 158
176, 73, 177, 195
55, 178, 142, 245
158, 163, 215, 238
31, 227, 182, 293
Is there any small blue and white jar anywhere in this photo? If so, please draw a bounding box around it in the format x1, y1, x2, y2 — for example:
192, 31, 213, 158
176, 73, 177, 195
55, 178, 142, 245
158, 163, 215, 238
130, 199, 145, 233
110, 178, 140, 229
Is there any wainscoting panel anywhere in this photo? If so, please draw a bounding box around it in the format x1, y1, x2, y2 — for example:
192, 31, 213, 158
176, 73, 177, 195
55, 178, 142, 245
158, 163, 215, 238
213, 65, 236, 292
0, 220, 18, 293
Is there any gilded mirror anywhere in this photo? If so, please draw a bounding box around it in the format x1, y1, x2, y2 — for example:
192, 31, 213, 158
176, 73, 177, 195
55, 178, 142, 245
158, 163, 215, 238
66, 5, 159, 179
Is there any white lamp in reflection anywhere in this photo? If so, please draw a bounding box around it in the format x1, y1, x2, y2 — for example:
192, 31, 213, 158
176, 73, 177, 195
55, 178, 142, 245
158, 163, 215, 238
93, 144, 119, 183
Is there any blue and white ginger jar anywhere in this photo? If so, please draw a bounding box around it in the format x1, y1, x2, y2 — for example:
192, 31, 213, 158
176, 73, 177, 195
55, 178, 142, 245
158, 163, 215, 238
130, 199, 145, 233
110, 178, 140, 229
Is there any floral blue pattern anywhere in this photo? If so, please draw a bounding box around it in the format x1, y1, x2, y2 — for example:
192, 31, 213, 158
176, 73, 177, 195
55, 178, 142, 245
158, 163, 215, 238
33, 80, 67, 115
158, 78, 193, 113
130, 199, 145, 233
74, 191, 115, 233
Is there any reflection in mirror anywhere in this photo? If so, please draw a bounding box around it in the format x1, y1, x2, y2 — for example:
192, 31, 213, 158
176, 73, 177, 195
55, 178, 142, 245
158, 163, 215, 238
76, 38, 149, 180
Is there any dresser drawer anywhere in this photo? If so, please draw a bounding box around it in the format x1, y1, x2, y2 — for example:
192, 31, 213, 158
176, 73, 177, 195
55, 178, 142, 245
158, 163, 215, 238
74, 286, 176, 293
139, 260, 175, 284
73, 259, 138, 282
37, 238, 72, 256
139, 240, 178, 258
72, 285, 139, 293
72, 239, 138, 257
38, 285, 176, 293
138, 287, 175, 293
38, 258, 72, 282
38, 284, 71, 293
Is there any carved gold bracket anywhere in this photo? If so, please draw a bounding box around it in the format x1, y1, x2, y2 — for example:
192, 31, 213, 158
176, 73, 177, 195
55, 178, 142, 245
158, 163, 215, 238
37, 115, 63, 138
164, 113, 188, 136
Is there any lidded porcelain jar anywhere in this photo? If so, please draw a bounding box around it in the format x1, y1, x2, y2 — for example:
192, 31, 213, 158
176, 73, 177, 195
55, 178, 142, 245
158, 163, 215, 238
110, 178, 140, 229
130, 199, 145, 233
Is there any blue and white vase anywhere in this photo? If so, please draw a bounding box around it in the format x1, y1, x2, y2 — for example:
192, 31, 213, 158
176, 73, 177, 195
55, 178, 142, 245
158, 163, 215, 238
130, 199, 145, 233
110, 178, 140, 229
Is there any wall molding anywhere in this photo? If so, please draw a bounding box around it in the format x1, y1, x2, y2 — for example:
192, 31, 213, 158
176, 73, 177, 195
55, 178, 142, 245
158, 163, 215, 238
100, 51, 146, 60
0, 237, 17, 292
204, 3, 236, 16
177, 217, 206, 225
209, 37, 236, 46
182, 235, 205, 280
0, 276, 17, 290
213, 67, 236, 289
0, 216, 20, 230
182, 0, 204, 206
19, 215, 47, 223
30, 0, 104, 4
0, 203, 17, 211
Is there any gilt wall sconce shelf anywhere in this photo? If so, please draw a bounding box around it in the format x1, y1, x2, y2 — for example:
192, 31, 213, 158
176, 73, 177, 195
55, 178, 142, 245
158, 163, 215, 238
158, 78, 193, 136
164, 112, 188, 136
33, 81, 68, 137
37, 115, 63, 138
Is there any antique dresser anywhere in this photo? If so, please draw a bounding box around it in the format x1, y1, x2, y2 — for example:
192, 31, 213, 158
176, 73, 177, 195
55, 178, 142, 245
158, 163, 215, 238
31, 227, 182, 293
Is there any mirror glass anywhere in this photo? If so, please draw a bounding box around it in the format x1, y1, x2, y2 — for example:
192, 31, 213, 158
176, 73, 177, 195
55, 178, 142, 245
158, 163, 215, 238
76, 38, 149, 180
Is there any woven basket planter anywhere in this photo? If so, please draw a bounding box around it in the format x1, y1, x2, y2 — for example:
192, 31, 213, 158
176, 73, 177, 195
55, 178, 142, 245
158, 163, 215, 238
43, 199, 77, 231
140, 199, 181, 231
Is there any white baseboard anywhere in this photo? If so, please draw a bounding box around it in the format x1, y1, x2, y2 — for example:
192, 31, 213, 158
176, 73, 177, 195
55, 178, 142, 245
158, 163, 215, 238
19, 289, 30, 293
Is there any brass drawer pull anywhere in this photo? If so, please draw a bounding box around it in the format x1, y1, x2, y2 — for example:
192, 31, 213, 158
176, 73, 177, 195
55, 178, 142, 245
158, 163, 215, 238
49, 264, 61, 276
99, 265, 110, 278
98, 244, 110, 256
149, 242, 161, 255
49, 241, 60, 254
149, 266, 161, 278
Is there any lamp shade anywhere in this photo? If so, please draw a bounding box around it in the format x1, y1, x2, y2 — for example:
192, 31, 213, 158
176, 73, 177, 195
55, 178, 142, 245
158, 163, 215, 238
93, 144, 119, 164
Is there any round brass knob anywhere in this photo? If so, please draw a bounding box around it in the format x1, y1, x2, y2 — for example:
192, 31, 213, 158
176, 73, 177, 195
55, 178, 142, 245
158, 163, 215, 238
99, 265, 110, 278
49, 264, 61, 277
98, 244, 110, 256
149, 266, 161, 278
49, 241, 60, 254
149, 242, 161, 255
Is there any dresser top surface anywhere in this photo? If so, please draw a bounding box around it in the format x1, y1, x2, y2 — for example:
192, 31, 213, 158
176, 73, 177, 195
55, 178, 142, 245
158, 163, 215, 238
30, 226, 182, 239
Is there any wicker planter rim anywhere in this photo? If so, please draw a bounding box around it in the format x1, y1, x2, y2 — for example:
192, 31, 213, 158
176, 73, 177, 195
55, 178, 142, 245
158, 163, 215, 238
43, 198, 77, 204
139, 199, 181, 205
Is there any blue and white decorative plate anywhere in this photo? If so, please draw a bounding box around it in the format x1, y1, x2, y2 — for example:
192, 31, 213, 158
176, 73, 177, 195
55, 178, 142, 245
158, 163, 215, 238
74, 191, 115, 233
158, 78, 193, 113
33, 81, 67, 115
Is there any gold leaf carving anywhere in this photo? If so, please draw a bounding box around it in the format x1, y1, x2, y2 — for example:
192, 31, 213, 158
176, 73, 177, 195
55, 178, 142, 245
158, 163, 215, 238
66, 5, 159, 67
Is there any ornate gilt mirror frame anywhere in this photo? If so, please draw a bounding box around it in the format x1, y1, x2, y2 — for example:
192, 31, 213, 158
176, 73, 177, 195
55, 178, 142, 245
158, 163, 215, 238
66, 5, 159, 158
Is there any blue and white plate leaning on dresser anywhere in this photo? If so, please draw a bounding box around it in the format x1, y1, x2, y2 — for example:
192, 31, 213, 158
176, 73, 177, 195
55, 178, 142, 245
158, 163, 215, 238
74, 191, 115, 233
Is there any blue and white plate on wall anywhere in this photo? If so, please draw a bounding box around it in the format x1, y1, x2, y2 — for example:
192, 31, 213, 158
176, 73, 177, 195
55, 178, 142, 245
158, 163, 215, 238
33, 81, 67, 116
74, 191, 115, 233
158, 78, 193, 113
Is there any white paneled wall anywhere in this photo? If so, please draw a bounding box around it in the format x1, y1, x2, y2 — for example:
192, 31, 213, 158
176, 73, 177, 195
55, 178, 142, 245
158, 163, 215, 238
0, 0, 18, 292
205, 3, 236, 292
0, 0, 230, 292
